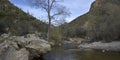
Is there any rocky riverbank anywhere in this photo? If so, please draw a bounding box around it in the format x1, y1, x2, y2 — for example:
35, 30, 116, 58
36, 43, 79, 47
0, 34, 51, 60
79, 41, 120, 51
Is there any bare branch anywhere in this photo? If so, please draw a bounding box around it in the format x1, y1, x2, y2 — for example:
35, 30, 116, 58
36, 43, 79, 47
51, 6, 71, 19
26, 0, 71, 41
49, 0, 56, 11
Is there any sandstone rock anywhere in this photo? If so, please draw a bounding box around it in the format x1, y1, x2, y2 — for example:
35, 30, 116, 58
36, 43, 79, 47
0, 33, 10, 43
14, 48, 29, 60
5, 48, 29, 60
0, 40, 28, 60
26, 40, 51, 59
0, 47, 16, 60
0, 34, 51, 60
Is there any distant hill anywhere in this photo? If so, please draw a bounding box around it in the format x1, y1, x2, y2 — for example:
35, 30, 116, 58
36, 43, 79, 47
63, 0, 120, 42
0, 0, 48, 36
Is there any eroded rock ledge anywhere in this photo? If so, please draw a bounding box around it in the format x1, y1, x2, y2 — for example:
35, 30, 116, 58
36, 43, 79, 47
0, 34, 51, 60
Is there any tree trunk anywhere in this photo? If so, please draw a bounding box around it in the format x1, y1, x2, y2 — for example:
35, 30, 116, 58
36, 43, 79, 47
47, 15, 51, 41
47, 0, 51, 41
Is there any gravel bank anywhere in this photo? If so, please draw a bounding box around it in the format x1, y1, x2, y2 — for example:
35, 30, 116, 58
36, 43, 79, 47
79, 41, 120, 51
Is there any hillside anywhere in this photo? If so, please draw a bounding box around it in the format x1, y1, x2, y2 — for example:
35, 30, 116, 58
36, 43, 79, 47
0, 0, 48, 36
63, 0, 120, 42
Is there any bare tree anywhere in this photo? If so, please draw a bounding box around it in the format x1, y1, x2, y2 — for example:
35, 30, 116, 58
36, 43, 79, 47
27, 0, 70, 41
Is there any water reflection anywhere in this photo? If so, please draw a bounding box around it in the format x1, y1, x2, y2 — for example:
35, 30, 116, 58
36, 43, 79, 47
43, 48, 120, 60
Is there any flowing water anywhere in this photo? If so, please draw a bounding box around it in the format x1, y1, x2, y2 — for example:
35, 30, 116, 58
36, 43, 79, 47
43, 47, 120, 60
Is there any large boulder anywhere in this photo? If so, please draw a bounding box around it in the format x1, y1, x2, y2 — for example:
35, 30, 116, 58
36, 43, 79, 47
26, 40, 51, 59
4, 48, 29, 60
0, 41, 29, 60
0, 34, 51, 60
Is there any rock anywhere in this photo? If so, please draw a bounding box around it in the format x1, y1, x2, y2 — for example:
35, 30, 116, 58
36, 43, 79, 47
0, 33, 10, 43
63, 38, 84, 44
4, 48, 29, 60
26, 40, 51, 59
14, 48, 29, 60
0, 40, 28, 60
0, 33, 51, 60
0, 33, 10, 39
0, 47, 16, 60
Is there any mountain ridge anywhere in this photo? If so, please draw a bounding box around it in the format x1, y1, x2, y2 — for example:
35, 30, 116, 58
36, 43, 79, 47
63, 0, 120, 42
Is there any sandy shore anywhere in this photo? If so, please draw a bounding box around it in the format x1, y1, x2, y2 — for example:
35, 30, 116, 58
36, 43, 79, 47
78, 41, 120, 51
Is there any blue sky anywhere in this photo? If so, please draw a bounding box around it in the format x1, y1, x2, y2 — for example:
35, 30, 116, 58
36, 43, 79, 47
9, 0, 95, 22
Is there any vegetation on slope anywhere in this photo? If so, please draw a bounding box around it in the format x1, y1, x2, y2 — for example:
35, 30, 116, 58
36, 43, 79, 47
0, 0, 48, 36
63, 0, 120, 42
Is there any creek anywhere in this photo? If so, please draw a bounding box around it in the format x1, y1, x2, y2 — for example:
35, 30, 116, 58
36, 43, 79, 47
43, 44, 120, 60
